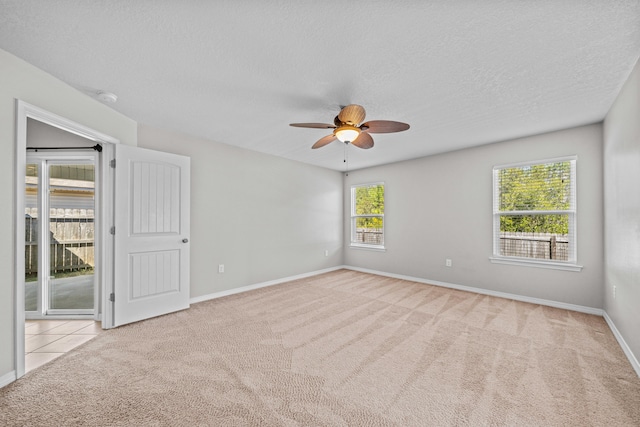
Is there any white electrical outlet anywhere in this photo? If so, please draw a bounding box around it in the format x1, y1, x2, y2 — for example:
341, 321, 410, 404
218, 264, 224, 273
445, 259, 452, 267
613, 285, 616, 299
324, 250, 329, 257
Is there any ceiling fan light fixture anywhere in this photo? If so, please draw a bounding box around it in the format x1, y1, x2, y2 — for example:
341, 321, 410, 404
334, 125, 361, 143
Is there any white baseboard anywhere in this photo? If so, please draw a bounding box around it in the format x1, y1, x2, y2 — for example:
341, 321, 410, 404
603, 311, 640, 377
0, 370, 16, 389
190, 265, 347, 304
344, 266, 603, 316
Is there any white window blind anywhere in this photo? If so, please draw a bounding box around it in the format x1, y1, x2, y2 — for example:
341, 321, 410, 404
351, 183, 384, 248
492, 157, 577, 265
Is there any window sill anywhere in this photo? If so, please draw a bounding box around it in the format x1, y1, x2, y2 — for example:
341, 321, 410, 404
489, 256, 583, 272
350, 243, 386, 252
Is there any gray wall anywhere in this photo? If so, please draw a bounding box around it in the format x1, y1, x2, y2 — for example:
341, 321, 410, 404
138, 124, 343, 298
603, 58, 640, 361
344, 124, 604, 309
0, 48, 137, 380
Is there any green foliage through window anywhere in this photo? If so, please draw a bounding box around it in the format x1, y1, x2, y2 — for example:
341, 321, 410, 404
354, 184, 384, 229
499, 214, 568, 234
498, 161, 572, 234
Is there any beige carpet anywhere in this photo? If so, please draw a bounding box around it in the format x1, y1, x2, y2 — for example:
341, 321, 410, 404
1, 269, 639, 426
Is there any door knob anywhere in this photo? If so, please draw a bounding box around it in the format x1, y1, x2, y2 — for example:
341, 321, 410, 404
182, 238, 189, 243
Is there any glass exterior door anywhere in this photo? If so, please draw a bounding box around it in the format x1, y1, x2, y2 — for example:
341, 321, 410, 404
48, 163, 95, 312
25, 157, 96, 316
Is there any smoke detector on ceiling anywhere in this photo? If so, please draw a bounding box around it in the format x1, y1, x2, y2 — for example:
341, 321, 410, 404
96, 90, 118, 104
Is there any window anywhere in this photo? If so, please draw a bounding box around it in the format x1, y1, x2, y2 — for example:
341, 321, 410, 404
491, 157, 581, 271
351, 183, 385, 249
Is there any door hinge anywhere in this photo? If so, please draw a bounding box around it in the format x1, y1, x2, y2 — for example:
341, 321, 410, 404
110, 226, 115, 235
110, 159, 116, 168
109, 293, 115, 302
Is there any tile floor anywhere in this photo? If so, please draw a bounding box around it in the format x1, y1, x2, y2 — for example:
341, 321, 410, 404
25, 319, 102, 373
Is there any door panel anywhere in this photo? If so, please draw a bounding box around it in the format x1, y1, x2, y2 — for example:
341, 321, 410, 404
129, 250, 179, 299
131, 161, 180, 234
113, 145, 190, 327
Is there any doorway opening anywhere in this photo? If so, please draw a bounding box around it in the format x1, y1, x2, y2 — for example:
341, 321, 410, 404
14, 101, 119, 379
25, 154, 98, 318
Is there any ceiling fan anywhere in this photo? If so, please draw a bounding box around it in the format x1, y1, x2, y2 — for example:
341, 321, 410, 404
290, 104, 410, 149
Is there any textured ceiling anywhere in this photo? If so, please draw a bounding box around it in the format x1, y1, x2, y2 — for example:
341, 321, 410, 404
1, 1, 639, 171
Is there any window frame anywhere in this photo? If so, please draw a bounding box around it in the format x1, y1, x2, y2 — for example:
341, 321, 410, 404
490, 156, 582, 271
350, 182, 385, 251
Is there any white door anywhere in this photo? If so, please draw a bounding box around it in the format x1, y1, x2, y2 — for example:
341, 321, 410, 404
113, 145, 190, 327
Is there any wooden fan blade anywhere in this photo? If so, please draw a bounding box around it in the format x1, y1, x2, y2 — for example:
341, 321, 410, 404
361, 120, 410, 133
312, 134, 337, 149
290, 123, 336, 129
338, 104, 366, 125
351, 132, 374, 149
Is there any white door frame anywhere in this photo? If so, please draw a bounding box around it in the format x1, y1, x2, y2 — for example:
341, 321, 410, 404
14, 100, 119, 379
